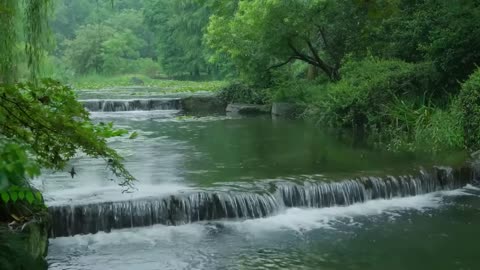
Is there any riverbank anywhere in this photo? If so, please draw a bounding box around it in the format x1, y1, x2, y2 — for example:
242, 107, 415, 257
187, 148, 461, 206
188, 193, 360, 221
0, 214, 50, 270
70, 74, 227, 93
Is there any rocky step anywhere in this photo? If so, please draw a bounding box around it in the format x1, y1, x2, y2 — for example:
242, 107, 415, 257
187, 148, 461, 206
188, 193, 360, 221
48, 166, 474, 238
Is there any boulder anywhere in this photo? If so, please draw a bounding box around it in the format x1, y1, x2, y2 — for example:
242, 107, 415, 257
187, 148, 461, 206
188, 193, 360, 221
226, 103, 271, 115
272, 102, 303, 118
180, 95, 226, 114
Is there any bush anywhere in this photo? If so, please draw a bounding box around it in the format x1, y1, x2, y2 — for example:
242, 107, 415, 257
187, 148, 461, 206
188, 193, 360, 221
414, 105, 464, 151
458, 68, 480, 150
306, 58, 434, 131
270, 79, 318, 104
385, 104, 464, 152
135, 58, 162, 79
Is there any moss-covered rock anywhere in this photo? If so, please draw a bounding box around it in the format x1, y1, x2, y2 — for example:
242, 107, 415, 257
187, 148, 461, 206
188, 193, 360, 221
0, 214, 50, 270
226, 103, 271, 115
181, 95, 226, 114
272, 102, 304, 118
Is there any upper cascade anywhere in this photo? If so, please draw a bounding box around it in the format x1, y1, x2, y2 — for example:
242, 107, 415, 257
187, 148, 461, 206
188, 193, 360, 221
48, 166, 474, 238
81, 98, 182, 112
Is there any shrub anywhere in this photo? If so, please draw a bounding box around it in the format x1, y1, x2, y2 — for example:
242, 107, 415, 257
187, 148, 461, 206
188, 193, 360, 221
307, 58, 434, 131
270, 79, 317, 104
458, 68, 480, 150
386, 104, 464, 152
135, 58, 162, 79
414, 105, 464, 152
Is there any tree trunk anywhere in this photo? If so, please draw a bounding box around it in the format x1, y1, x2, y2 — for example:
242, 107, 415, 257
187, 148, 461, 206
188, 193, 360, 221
307, 65, 319, 80
194, 66, 200, 77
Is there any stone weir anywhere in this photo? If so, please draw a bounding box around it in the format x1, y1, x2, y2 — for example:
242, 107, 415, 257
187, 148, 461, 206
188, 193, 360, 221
81, 98, 182, 112
49, 166, 475, 238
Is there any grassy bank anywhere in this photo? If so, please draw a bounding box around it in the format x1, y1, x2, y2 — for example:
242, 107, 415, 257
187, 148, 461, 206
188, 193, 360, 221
70, 74, 227, 93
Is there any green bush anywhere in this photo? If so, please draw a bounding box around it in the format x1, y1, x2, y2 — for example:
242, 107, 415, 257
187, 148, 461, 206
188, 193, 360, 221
414, 105, 464, 152
270, 79, 318, 104
385, 104, 464, 152
135, 58, 162, 79
306, 58, 434, 131
458, 68, 480, 150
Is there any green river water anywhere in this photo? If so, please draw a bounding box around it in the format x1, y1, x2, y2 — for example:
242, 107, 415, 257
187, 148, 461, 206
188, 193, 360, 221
41, 108, 480, 270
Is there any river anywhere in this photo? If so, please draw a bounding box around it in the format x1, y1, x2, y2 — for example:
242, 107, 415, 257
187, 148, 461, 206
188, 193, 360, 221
37, 96, 480, 270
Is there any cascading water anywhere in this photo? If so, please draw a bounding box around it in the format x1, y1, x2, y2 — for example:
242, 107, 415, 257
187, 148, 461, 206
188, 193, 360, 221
48, 166, 474, 238
81, 98, 182, 112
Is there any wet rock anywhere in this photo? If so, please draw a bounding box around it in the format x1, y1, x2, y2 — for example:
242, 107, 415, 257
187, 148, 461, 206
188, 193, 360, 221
226, 103, 271, 115
272, 102, 303, 118
180, 95, 226, 114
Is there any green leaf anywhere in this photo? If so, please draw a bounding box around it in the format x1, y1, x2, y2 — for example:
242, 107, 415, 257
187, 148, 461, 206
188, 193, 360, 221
1, 192, 10, 203
18, 191, 25, 200
9, 191, 18, 202
35, 191, 43, 201
129, 131, 139, 139
26, 191, 35, 204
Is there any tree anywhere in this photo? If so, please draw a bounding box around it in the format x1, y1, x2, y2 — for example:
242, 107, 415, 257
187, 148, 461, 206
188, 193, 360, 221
102, 30, 145, 74
0, 0, 51, 82
144, 0, 212, 77
206, 0, 370, 82
359, 0, 480, 90
63, 24, 115, 74
0, 0, 136, 222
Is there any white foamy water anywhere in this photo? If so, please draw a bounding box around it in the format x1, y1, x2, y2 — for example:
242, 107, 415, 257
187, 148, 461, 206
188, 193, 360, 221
44, 183, 192, 206
89, 109, 180, 120
50, 187, 472, 241
48, 187, 480, 270
225, 188, 474, 234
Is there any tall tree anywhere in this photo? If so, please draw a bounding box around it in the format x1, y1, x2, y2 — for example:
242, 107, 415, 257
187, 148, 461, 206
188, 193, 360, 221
0, 0, 51, 82
206, 0, 370, 82
144, 0, 212, 77
0, 0, 136, 198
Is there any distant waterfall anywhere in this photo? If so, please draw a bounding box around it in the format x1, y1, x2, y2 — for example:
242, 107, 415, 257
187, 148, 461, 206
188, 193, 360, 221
49, 166, 474, 238
81, 98, 182, 112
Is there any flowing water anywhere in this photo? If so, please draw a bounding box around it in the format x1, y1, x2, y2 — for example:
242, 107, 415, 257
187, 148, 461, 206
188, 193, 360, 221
39, 96, 480, 269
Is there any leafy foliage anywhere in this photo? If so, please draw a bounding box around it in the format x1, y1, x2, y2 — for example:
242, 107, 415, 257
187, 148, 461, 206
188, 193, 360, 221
0, 0, 52, 82
0, 226, 46, 270
306, 58, 426, 129
0, 80, 136, 191
144, 0, 215, 77
63, 24, 115, 74
458, 69, 480, 150
206, 0, 372, 82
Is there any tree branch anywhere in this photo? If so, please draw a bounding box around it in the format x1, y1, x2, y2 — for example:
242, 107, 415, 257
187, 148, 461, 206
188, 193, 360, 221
267, 57, 296, 70
305, 40, 339, 81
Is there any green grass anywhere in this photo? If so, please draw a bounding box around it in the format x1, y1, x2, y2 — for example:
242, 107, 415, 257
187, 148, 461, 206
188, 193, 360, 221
70, 74, 227, 93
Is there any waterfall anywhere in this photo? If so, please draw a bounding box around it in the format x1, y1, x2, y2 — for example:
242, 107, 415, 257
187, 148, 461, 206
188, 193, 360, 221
49, 191, 279, 237
81, 98, 182, 112
278, 166, 470, 208
48, 166, 474, 238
